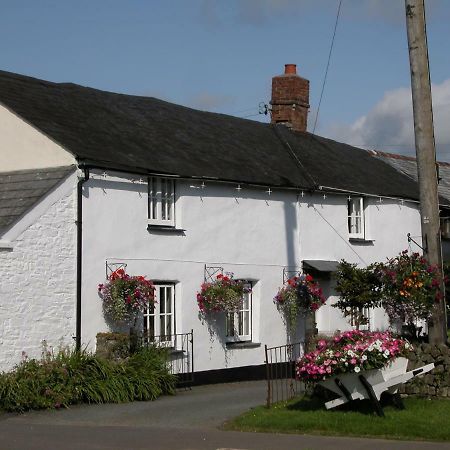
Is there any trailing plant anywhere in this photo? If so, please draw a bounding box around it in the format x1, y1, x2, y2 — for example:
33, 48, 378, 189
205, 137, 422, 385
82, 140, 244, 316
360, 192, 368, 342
274, 274, 326, 330
197, 274, 249, 314
334, 261, 382, 330
98, 269, 155, 323
296, 330, 412, 383
378, 251, 443, 326
0, 344, 175, 413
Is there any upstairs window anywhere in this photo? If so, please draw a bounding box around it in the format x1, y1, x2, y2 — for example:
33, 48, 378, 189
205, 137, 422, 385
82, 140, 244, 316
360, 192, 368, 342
226, 282, 253, 342
348, 197, 365, 239
148, 177, 175, 226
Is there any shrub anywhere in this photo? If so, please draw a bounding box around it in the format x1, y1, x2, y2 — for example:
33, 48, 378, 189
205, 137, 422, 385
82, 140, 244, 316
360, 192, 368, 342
0, 345, 176, 413
334, 261, 382, 329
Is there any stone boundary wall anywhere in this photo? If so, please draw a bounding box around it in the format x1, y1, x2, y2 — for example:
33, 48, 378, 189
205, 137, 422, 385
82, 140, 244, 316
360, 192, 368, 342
398, 343, 450, 398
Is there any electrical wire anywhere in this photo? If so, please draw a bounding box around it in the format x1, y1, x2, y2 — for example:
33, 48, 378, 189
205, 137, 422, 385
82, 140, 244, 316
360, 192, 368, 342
312, 0, 342, 135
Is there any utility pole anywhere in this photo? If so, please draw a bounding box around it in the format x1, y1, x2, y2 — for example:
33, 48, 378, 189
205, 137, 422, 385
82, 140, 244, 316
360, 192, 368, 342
405, 0, 447, 344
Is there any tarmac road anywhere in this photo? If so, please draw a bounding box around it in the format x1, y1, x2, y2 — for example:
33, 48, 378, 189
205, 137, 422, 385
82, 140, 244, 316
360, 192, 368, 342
0, 380, 448, 450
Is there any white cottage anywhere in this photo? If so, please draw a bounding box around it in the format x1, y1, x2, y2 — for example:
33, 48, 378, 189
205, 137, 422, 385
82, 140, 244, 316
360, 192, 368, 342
0, 66, 447, 378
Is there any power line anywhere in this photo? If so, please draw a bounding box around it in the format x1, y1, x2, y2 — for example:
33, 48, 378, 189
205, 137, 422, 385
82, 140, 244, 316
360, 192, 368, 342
312, 0, 342, 134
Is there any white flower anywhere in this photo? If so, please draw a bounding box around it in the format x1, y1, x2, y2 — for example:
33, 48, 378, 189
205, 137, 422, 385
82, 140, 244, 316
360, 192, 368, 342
347, 350, 355, 357
354, 366, 361, 373
361, 355, 367, 361
384, 350, 390, 356
405, 343, 410, 349
345, 362, 348, 366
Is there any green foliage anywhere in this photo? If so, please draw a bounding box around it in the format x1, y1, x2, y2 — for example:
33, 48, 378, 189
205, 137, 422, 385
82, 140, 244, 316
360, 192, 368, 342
334, 261, 382, 329
0, 345, 175, 413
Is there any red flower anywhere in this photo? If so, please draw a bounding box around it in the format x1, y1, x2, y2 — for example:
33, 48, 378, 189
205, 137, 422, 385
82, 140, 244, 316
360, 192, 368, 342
305, 274, 314, 282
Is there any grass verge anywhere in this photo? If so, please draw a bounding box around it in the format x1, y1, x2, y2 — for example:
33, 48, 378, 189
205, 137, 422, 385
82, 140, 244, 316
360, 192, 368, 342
224, 395, 450, 442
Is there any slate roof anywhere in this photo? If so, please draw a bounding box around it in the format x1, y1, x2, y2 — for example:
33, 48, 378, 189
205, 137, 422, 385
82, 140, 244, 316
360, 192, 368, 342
0, 70, 421, 201
0, 166, 75, 234
373, 151, 450, 206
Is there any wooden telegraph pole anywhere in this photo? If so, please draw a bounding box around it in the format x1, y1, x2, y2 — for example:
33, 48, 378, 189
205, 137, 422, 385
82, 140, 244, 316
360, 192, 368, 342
405, 0, 447, 344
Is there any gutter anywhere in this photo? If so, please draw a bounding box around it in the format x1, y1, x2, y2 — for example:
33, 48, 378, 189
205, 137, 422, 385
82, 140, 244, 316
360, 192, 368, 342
76, 167, 89, 351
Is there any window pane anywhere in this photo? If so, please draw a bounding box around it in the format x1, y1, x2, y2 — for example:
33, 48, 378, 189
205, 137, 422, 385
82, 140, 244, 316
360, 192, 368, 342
243, 311, 250, 335
160, 287, 166, 313
166, 287, 172, 313
161, 179, 167, 220
167, 180, 173, 221
227, 313, 235, 336
166, 315, 172, 338
160, 316, 166, 339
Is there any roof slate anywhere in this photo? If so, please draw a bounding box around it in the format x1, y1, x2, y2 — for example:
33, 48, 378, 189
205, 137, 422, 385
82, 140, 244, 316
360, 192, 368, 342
0, 166, 75, 234
0, 70, 420, 201
373, 151, 450, 206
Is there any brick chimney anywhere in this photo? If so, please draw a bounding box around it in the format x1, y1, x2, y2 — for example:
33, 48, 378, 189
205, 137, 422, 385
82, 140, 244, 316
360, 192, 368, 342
270, 64, 310, 132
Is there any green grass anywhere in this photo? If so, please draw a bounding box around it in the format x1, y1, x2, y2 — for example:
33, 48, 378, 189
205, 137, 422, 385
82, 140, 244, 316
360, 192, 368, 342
224, 395, 450, 442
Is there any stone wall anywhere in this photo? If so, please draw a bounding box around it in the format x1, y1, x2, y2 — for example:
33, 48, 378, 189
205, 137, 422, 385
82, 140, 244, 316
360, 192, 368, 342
0, 189, 77, 371
398, 343, 450, 398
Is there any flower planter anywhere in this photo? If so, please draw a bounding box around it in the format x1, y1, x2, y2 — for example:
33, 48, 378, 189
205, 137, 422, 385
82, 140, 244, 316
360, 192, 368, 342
318, 357, 434, 416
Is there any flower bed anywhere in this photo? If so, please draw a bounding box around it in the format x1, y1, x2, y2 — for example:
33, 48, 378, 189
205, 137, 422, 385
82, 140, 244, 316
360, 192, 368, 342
296, 330, 412, 382
197, 274, 250, 313
98, 269, 155, 322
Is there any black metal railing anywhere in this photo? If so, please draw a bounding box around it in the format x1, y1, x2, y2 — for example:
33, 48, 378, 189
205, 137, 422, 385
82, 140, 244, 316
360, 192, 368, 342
143, 330, 194, 387
264, 341, 305, 407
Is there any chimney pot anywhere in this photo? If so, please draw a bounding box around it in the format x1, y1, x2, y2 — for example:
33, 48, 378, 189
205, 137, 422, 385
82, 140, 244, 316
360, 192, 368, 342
285, 64, 297, 75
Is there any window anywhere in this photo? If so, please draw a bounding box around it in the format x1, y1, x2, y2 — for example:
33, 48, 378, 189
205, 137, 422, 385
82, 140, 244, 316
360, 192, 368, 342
143, 284, 175, 344
148, 177, 175, 226
349, 306, 371, 331
226, 282, 252, 342
348, 197, 365, 239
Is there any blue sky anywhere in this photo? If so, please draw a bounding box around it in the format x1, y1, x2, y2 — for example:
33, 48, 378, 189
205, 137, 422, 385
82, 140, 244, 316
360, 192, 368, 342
1, 1, 450, 159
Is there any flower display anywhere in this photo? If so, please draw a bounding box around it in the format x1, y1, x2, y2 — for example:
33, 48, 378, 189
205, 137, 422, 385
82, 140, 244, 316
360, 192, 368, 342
378, 251, 443, 324
197, 274, 250, 313
296, 330, 412, 382
274, 274, 326, 329
98, 269, 156, 322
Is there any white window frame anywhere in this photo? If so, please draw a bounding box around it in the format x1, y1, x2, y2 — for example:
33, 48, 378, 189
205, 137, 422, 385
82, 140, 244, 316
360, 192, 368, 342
349, 306, 371, 331
226, 282, 253, 342
348, 197, 365, 239
148, 177, 175, 226
143, 283, 175, 346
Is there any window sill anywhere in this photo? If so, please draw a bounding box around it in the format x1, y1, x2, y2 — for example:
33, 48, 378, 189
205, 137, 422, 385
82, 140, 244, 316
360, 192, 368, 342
147, 224, 186, 233
226, 341, 261, 349
349, 237, 375, 244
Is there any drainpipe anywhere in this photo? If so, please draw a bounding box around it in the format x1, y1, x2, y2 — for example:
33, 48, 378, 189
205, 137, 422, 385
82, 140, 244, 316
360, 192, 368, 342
76, 167, 89, 351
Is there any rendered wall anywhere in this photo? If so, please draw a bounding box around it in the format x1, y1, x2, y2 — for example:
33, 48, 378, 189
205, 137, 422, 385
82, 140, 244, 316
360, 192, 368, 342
0, 103, 75, 171
81, 172, 302, 372
81, 172, 424, 372
0, 184, 77, 371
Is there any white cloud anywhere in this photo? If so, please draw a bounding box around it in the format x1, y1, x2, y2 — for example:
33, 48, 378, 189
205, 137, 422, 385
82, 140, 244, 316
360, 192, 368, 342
325, 79, 450, 161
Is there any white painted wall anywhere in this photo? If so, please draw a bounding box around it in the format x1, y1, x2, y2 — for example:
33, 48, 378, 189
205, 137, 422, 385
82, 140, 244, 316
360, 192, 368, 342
81, 171, 423, 373
81, 172, 302, 372
0, 173, 78, 371
0, 103, 75, 171
299, 193, 422, 335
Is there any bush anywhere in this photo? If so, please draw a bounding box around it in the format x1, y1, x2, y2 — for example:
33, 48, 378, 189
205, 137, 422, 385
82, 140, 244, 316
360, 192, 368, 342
334, 261, 382, 329
0, 345, 176, 413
